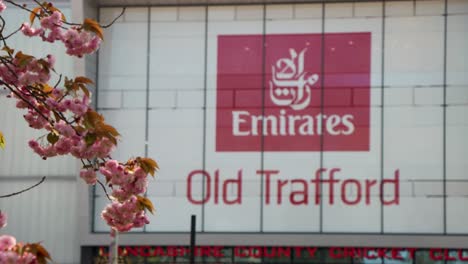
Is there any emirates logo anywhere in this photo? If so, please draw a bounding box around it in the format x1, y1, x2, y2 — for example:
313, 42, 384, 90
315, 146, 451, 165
216, 33, 371, 152
270, 48, 319, 110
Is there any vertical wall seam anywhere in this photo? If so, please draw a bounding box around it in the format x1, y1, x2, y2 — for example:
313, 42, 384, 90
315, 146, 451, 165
143, 6, 151, 233
90, 6, 102, 234
380, 0, 386, 235
202, 5, 209, 232
260, 4, 267, 233
319, 1, 325, 233
443, 0, 448, 235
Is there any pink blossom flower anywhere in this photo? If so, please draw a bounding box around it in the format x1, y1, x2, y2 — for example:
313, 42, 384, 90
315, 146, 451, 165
40, 11, 62, 30
80, 169, 97, 185
0, 251, 19, 264
21, 23, 44, 37
17, 252, 37, 264
54, 120, 76, 138
54, 137, 72, 155
0, 211, 6, 229
0, 235, 16, 251
0, 1, 6, 13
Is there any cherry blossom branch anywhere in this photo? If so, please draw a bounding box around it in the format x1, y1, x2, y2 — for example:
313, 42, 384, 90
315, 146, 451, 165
0, 176, 46, 198
3, 0, 37, 16
101, 7, 125, 28
0, 80, 53, 125
97, 179, 112, 201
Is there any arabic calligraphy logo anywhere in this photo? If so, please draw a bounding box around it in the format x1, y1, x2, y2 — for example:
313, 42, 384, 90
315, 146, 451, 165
270, 48, 319, 110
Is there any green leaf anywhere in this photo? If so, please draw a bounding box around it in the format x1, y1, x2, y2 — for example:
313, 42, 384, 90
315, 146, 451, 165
84, 133, 97, 146
0, 131, 5, 149
46, 132, 59, 145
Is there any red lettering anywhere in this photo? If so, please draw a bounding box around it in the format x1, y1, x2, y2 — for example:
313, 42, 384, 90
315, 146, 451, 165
365, 179, 377, 204
444, 249, 457, 260
277, 247, 292, 257
257, 170, 279, 205
166, 246, 177, 257
306, 247, 317, 257
124, 246, 139, 257
290, 179, 308, 205
312, 168, 326, 204
325, 168, 340, 204
391, 249, 403, 260
223, 170, 242, 205
187, 170, 210, 205
407, 248, 417, 259
459, 250, 468, 261
153, 247, 166, 257
341, 179, 362, 205
363, 248, 377, 259
263, 247, 276, 258
250, 246, 262, 258
234, 246, 248, 257
381, 170, 400, 205
200, 246, 212, 257
212, 246, 224, 258
430, 249, 443, 260
376, 249, 388, 258
329, 247, 343, 259
214, 171, 219, 204
139, 246, 152, 257
294, 246, 303, 257
277, 179, 288, 204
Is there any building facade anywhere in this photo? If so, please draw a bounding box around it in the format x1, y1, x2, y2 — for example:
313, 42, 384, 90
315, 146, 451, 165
1, 0, 468, 263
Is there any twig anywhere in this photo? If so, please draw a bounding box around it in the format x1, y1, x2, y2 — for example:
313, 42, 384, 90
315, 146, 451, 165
101, 8, 125, 28
4, 0, 36, 15
97, 179, 112, 201
2, 25, 22, 40
54, 74, 62, 88
0, 80, 53, 125
0, 176, 46, 198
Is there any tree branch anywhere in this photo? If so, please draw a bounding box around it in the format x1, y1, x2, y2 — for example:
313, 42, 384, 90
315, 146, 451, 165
101, 8, 125, 28
0, 176, 46, 198
97, 179, 112, 201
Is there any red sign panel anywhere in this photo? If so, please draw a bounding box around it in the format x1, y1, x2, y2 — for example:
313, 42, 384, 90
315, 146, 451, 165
216, 33, 371, 151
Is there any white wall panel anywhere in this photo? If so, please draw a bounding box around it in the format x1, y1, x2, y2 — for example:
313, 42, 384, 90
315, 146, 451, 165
145, 7, 205, 232
204, 5, 263, 232
0, 179, 78, 264
446, 1, 468, 234
321, 5, 383, 232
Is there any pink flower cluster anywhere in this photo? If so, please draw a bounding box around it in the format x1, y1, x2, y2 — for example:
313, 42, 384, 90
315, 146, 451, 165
101, 196, 149, 233
0, 235, 37, 264
10, 82, 152, 233
99, 160, 150, 231
15, 85, 114, 160
21, 11, 101, 57
0, 250, 37, 264
0, 214, 38, 264
100, 160, 148, 197
0, 2, 156, 236
0, 54, 54, 88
